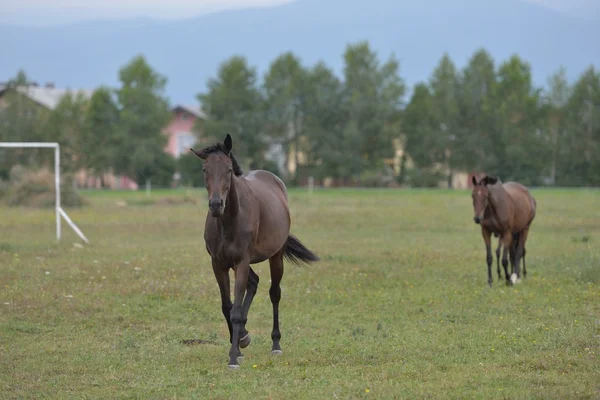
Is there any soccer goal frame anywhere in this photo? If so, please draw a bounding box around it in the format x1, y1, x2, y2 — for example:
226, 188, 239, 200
0, 142, 89, 244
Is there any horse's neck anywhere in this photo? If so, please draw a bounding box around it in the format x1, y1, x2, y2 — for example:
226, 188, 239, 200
488, 183, 511, 226
218, 176, 244, 235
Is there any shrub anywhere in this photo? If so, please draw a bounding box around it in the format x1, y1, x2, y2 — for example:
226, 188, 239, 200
131, 151, 177, 188
358, 166, 396, 187
177, 152, 205, 187
0, 179, 8, 199
402, 168, 445, 188
3, 167, 88, 208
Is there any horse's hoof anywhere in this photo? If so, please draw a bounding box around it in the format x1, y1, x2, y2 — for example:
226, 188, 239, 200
237, 355, 244, 362
239, 333, 251, 349
228, 364, 240, 370
271, 349, 283, 356
510, 273, 517, 285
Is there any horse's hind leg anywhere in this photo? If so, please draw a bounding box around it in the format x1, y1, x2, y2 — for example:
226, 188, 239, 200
495, 242, 502, 279
239, 267, 259, 349
511, 230, 528, 284
516, 229, 530, 282
268, 251, 284, 354
500, 232, 512, 284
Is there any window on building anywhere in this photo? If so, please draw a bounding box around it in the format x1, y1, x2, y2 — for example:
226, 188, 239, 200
176, 132, 197, 158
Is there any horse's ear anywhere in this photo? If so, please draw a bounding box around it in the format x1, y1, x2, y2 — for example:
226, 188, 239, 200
190, 148, 206, 160
223, 134, 233, 154
484, 176, 498, 185
472, 176, 478, 186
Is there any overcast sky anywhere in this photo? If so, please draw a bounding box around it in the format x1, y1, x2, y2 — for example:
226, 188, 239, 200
0, 0, 597, 26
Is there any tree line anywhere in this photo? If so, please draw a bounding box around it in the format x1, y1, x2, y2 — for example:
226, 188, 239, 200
1, 43, 599, 188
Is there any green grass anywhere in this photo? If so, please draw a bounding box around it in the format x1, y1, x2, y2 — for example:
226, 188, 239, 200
1, 188, 599, 399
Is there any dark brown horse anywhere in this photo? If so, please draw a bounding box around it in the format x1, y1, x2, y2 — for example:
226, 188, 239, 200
191, 134, 319, 369
471, 175, 536, 286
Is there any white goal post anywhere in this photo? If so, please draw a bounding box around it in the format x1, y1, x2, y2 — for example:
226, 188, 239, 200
0, 142, 89, 244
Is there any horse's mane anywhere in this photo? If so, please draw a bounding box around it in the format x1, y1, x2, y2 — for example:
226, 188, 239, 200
199, 143, 243, 177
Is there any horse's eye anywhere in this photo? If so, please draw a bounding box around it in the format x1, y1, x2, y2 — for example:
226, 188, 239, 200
202, 167, 206, 173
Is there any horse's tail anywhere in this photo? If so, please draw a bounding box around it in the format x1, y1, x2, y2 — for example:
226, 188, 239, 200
283, 234, 320, 266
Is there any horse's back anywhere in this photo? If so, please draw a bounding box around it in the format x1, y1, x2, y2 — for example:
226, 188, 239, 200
244, 170, 287, 198
503, 182, 536, 228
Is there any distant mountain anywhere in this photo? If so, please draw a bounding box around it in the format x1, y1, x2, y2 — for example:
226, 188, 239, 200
1, 0, 598, 103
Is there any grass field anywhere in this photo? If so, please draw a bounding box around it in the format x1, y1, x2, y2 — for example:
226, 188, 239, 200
1, 188, 599, 399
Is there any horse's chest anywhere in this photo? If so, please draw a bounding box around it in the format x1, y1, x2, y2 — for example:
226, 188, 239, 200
205, 233, 252, 266
482, 216, 502, 234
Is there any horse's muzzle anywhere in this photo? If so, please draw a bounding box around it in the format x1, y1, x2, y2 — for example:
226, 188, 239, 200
209, 199, 224, 216
474, 216, 481, 224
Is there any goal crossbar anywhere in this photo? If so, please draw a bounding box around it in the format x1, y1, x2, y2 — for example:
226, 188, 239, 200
0, 142, 89, 244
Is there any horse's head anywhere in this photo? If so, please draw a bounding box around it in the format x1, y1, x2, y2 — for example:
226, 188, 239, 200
190, 134, 241, 217
471, 175, 498, 224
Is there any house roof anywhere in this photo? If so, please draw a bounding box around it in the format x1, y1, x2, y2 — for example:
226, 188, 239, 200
0, 84, 94, 110
173, 104, 206, 119
16, 85, 95, 110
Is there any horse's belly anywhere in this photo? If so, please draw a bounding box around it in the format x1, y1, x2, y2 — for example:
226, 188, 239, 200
250, 185, 290, 263
249, 252, 271, 264
251, 230, 288, 264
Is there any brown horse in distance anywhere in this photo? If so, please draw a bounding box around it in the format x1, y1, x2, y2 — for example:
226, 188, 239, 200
191, 134, 319, 369
471, 176, 536, 286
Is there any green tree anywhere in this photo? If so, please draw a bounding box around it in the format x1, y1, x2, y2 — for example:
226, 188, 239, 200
263, 52, 309, 180
495, 55, 547, 184
82, 86, 121, 186
342, 42, 405, 176
429, 53, 461, 187
402, 83, 444, 186
115, 55, 172, 186
302, 62, 349, 182
457, 49, 498, 173
561, 67, 600, 186
198, 56, 265, 170
0, 70, 46, 178
177, 152, 205, 187
544, 67, 571, 185
45, 92, 89, 173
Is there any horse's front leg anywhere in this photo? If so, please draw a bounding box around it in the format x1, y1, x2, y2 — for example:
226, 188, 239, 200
211, 260, 233, 346
495, 242, 502, 279
228, 259, 250, 369
481, 227, 493, 286
239, 267, 260, 349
